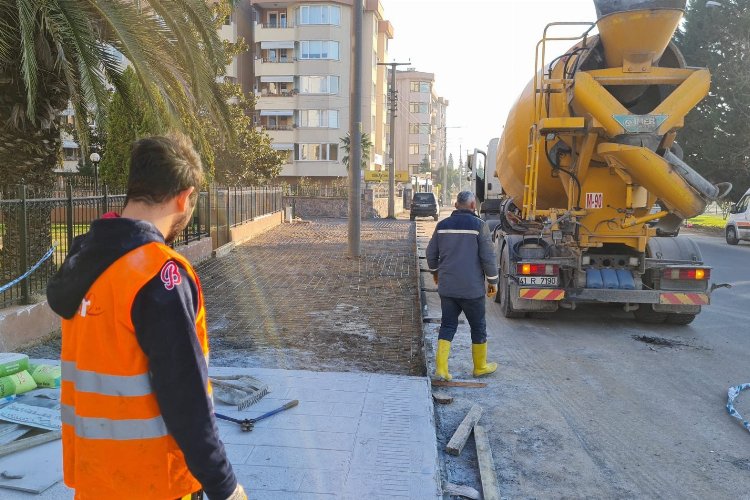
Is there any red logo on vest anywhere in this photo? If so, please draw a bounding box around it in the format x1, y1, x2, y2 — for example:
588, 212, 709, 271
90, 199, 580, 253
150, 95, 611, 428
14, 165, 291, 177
160, 261, 182, 290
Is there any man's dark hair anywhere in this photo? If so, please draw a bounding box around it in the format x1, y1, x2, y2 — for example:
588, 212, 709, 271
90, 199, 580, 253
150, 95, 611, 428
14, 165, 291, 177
126, 133, 204, 205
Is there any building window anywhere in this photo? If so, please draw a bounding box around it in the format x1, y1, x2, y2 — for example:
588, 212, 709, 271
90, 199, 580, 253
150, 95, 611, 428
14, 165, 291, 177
63, 147, 80, 162
409, 124, 430, 134
409, 144, 419, 155
420, 82, 430, 93
410, 81, 420, 92
299, 76, 339, 94
299, 41, 339, 60
409, 102, 429, 114
298, 5, 341, 26
409, 164, 421, 173
295, 143, 339, 161
298, 110, 339, 128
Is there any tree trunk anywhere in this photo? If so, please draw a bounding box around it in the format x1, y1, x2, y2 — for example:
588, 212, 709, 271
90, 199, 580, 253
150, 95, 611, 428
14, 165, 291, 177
0, 125, 59, 304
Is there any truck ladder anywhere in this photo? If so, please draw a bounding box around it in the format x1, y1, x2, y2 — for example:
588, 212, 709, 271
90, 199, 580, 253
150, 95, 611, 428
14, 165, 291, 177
522, 22, 595, 221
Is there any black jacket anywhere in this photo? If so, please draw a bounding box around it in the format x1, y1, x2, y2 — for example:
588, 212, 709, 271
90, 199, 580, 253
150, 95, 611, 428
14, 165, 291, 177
47, 216, 237, 500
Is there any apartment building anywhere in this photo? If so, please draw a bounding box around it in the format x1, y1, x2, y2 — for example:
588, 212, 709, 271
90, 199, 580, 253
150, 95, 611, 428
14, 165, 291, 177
391, 69, 449, 182
249, 0, 393, 182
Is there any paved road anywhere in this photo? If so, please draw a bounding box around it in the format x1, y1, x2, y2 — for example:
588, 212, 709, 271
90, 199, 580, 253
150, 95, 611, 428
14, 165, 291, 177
419, 216, 750, 499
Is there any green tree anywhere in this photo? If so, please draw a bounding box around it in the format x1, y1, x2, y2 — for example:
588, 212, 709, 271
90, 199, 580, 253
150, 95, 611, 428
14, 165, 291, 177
0, 0, 234, 192
99, 68, 169, 190
340, 132, 373, 170
419, 155, 431, 174
211, 84, 285, 185
675, 0, 750, 201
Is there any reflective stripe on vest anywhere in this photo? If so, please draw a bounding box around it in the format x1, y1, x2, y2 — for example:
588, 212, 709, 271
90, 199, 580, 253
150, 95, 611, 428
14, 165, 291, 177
61, 404, 168, 440
61, 361, 153, 397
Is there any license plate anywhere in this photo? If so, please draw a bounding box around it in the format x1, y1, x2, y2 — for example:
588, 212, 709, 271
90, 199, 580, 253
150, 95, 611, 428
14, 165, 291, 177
518, 276, 559, 286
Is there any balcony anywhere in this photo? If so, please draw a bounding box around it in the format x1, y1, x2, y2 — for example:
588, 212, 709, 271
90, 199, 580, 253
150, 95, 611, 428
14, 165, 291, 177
255, 58, 296, 77
256, 24, 296, 43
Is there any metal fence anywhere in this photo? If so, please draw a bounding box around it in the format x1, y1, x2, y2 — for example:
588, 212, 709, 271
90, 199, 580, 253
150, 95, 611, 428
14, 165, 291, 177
282, 184, 349, 198
0, 184, 282, 309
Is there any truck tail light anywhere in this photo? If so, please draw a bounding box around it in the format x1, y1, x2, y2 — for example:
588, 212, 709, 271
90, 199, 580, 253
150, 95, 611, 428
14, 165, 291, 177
517, 263, 559, 276
662, 268, 711, 280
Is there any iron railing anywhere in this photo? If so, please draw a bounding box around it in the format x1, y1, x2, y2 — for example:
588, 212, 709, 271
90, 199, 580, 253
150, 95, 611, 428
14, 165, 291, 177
0, 184, 283, 309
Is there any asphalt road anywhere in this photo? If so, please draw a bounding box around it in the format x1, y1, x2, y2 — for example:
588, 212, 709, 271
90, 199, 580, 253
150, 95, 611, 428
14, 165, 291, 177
419, 216, 750, 499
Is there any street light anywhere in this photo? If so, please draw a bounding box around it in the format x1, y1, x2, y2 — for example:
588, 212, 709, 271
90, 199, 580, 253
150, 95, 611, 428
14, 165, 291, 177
89, 152, 100, 196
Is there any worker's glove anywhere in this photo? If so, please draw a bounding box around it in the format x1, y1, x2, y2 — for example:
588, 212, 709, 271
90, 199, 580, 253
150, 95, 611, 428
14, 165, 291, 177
432, 273, 439, 285
225, 484, 247, 500
486, 283, 497, 299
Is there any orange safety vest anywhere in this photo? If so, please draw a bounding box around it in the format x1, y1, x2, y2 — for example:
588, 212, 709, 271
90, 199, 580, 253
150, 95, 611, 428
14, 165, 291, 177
60, 242, 209, 500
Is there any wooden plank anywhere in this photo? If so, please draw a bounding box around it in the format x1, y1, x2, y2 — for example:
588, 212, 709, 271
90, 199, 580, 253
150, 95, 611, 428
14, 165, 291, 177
442, 481, 480, 499
446, 405, 483, 456
431, 391, 453, 404
431, 379, 487, 388
474, 425, 501, 500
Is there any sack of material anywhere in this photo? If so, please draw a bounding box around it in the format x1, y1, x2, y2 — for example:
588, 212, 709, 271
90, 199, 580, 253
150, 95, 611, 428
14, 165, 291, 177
28, 364, 62, 389
0, 371, 37, 397
0, 354, 29, 378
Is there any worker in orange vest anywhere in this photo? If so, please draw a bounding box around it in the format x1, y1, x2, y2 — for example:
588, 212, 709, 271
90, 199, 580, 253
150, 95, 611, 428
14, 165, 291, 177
47, 133, 246, 500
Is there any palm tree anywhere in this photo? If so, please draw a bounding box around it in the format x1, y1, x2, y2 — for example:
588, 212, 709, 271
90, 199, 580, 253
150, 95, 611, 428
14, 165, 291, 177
0, 0, 233, 301
0, 0, 234, 190
340, 132, 373, 170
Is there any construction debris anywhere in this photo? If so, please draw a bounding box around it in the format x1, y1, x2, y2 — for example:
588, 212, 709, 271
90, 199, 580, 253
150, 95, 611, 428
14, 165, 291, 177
446, 405, 483, 456
474, 425, 501, 500
0, 430, 62, 459
442, 481, 480, 499
432, 391, 453, 404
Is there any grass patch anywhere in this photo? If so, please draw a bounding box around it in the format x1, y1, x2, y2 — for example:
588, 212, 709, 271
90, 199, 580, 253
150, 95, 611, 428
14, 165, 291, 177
687, 213, 726, 228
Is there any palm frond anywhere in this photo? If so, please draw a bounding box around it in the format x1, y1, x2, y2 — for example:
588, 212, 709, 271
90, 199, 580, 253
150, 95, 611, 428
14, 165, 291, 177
16, 0, 39, 121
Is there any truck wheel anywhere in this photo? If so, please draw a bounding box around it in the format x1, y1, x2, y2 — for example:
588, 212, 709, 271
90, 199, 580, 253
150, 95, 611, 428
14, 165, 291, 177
433, 214, 439, 221
665, 313, 696, 325
633, 305, 668, 324
410, 215, 415, 221
498, 246, 525, 318
726, 226, 739, 245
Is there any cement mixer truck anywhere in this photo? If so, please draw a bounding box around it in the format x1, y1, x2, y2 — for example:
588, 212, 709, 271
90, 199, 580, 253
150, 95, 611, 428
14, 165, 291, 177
486, 0, 731, 325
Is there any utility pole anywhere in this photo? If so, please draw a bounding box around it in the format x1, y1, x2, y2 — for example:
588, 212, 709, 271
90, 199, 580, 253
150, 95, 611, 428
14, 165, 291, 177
348, 0, 363, 257
378, 61, 410, 218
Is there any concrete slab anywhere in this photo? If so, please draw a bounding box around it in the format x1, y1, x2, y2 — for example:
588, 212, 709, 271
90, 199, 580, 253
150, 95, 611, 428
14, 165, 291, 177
9, 366, 440, 500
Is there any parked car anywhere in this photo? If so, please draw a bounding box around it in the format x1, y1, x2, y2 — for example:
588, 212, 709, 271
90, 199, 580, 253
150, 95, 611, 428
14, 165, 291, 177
725, 188, 750, 245
410, 192, 439, 221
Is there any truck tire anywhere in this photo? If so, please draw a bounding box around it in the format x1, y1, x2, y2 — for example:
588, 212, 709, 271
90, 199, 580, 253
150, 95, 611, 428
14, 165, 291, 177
410, 214, 415, 221
633, 305, 668, 324
497, 245, 526, 318
433, 214, 439, 221
726, 226, 739, 245
665, 313, 696, 325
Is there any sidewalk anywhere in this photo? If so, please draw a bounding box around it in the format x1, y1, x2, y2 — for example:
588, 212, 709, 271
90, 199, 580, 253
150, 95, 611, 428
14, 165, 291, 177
10, 366, 440, 500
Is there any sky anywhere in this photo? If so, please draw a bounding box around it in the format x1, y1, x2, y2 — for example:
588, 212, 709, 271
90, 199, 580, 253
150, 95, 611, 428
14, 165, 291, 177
381, 0, 597, 164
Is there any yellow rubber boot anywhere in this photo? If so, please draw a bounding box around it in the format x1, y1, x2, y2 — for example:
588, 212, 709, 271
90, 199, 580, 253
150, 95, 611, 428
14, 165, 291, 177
472, 343, 497, 377
435, 339, 453, 381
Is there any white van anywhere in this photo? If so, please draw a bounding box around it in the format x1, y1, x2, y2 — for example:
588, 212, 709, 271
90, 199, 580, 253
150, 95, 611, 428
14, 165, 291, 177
725, 188, 750, 245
